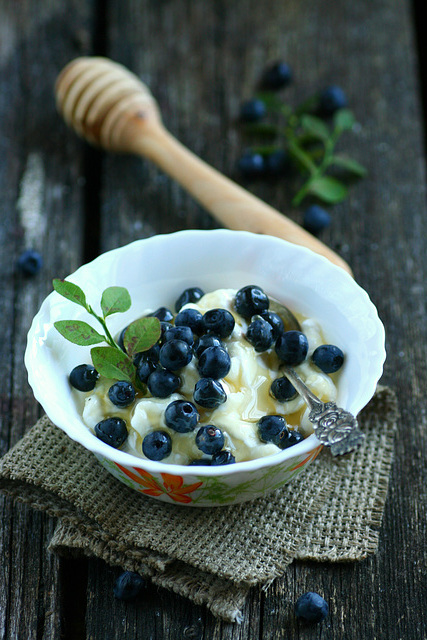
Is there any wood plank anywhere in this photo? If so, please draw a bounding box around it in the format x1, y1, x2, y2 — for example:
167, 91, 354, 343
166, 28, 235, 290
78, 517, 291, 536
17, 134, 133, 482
89, 0, 427, 638
0, 1, 95, 638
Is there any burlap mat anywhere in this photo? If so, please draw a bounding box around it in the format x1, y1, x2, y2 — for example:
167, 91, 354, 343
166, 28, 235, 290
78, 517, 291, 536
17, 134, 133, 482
0, 386, 397, 623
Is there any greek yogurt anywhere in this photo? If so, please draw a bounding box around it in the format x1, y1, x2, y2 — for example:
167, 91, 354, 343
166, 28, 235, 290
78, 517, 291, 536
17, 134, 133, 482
80, 288, 340, 465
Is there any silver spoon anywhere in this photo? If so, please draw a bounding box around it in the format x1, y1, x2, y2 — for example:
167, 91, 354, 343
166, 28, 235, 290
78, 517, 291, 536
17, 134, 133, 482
269, 300, 364, 455
281, 366, 365, 456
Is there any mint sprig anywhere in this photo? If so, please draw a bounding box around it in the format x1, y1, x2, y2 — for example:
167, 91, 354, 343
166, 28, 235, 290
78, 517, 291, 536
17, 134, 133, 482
52, 279, 161, 386
240, 93, 366, 207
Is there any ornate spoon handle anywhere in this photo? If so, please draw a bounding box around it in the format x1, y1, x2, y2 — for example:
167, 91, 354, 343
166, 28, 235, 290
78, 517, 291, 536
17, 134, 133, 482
282, 366, 365, 456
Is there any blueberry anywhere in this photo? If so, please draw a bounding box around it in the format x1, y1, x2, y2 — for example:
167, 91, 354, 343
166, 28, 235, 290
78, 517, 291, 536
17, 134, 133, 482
318, 85, 348, 116
142, 430, 172, 461
175, 308, 205, 335
211, 450, 236, 465
194, 334, 224, 358
148, 307, 174, 322
114, 571, 146, 601
235, 285, 269, 319
303, 205, 331, 236
246, 317, 274, 352
198, 346, 231, 379
195, 425, 225, 455
159, 339, 192, 371
203, 308, 235, 339
95, 417, 128, 448
147, 368, 180, 398
237, 152, 265, 178
143, 344, 161, 362
108, 381, 136, 407
175, 286, 205, 312
258, 415, 288, 447
264, 149, 290, 176
295, 592, 329, 623
260, 61, 293, 90
164, 400, 199, 433
160, 321, 174, 342
136, 358, 157, 384
188, 458, 212, 466
284, 429, 304, 448
259, 311, 285, 340
164, 325, 194, 346
17, 249, 43, 276
239, 98, 267, 122
193, 378, 227, 409
133, 343, 160, 366
270, 376, 297, 402
275, 331, 308, 365
69, 364, 99, 391
312, 344, 344, 373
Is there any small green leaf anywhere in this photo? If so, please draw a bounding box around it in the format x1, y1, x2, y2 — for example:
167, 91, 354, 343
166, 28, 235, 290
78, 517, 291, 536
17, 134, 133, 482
91, 346, 135, 382
308, 176, 348, 203
254, 91, 283, 110
123, 317, 161, 358
53, 279, 88, 309
330, 155, 367, 177
333, 108, 355, 132
54, 320, 105, 346
287, 140, 317, 174
100, 286, 131, 318
300, 114, 330, 141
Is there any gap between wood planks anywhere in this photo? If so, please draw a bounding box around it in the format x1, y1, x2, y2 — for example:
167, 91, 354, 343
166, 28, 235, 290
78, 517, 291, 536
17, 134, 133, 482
82, 0, 109, 264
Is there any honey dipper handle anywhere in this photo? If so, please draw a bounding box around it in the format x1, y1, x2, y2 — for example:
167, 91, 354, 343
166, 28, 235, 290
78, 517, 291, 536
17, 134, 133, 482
124, 119, 353, 275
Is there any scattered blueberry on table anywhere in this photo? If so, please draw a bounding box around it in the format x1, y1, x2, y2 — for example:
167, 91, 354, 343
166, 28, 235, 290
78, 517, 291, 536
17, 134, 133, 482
17, 249, 43, 276
294, 591, 329, 623
318, 85, 348, 116
260, 61, 293, 90
113, 571, 147, 601
236, 151, 265, 179
239, 98, 267, 122
303, 205, 331, 236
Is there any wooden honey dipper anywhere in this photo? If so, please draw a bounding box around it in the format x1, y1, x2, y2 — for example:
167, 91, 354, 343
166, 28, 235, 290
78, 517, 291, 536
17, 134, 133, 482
55, 56, 353, 275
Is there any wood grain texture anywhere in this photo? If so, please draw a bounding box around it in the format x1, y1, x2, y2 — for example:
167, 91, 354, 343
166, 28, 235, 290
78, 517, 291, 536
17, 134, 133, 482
0, 1, 93, 638
0, 0, 426, 638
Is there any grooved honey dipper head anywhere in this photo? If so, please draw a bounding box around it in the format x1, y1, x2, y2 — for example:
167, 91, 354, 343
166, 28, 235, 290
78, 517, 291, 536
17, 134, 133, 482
55, 57, 161, 152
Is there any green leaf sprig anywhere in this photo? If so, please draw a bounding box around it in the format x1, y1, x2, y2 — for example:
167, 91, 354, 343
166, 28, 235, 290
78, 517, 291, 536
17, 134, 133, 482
52, 279, 161, 389
239, 91, 367, 207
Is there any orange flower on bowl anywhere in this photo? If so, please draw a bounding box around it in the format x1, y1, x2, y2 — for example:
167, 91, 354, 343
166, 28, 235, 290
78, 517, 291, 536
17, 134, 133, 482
115, 463, 203, 503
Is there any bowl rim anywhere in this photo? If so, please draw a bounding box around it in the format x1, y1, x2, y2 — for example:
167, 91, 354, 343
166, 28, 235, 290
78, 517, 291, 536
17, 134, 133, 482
25, 229, 386, 476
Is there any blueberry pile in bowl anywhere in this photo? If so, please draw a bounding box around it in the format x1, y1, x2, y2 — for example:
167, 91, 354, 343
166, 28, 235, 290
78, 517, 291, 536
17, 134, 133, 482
25, 230, 385, 505
75, 285, 344, 467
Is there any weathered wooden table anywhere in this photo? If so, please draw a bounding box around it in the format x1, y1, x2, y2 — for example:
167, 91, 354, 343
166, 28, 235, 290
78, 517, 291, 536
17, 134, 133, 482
1, 1, 426, 638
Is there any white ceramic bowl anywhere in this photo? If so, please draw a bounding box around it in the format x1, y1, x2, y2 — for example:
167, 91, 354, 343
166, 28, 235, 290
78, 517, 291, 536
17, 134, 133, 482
25, 230, 386, 506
